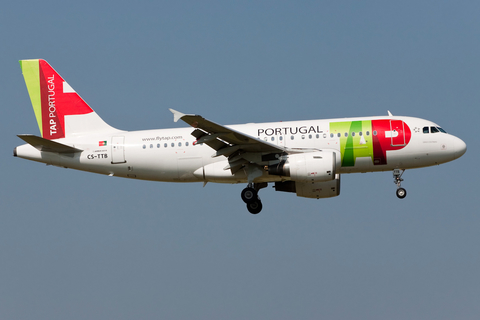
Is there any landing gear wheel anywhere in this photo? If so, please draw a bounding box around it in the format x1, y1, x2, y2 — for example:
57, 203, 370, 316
247, 200, 263, 214
241, 187, 257, 203
396, 187, 407, 199
393, 169, 407, 199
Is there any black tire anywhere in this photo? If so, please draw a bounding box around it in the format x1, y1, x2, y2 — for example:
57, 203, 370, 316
241, 187, 257, 203
396, 187, 407, 199
247, 200, 263, 214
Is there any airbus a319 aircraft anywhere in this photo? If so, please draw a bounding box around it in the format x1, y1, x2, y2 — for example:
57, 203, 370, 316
14, 59, 467, 214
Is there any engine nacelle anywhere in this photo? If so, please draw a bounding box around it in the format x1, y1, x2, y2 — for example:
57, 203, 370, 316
274, 174, 341, 199
268, 150, 338, 182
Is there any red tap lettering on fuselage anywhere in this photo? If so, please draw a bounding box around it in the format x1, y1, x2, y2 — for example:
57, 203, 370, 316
371, 119, 411, 165
330, 119, 412, 167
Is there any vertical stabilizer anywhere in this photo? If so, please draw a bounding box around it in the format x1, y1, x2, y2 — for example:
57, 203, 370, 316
19, 59, 119, 139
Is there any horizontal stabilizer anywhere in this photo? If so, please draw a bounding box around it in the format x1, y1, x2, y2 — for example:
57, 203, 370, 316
17, 134, 83, 153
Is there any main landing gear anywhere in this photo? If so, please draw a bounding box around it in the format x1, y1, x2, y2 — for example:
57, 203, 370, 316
241, 182, 267, 214
393, 169, 407, 199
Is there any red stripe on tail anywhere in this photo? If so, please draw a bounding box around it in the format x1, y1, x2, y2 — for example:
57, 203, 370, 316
38, 60, 93, 139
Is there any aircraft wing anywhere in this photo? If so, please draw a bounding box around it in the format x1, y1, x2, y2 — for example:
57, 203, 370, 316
170, 109, 285, 157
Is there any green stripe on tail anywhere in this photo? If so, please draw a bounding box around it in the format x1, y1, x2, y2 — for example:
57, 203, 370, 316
19, 60, 42, 136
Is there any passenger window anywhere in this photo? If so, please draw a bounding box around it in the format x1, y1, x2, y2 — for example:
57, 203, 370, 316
157, 143, 160, 148
150, 144, 153, 148
330, 133, 334, 138
186, 142, 189, 146
366, 131, 370, 136
423, 127, 429, 133
291, 136, 294, 140
142, 144, 146, 149
279, 136, 283, 141
359, 132, 363, 136
301, 135, 305, 139
352, 132, 355, 137
323, 133, 326, 138
164, 143, 167, 148
344, 132, 348, 137
178, 142, 182, 147
171, 143, 175, 147
271, 137, 275, 141
431, 127, 439, 133
337, 133, 341, 137
308, 134, 312, 139
373, 130, 377, 136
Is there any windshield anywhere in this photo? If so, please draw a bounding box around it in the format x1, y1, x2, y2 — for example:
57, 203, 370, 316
424, 126, 447, 134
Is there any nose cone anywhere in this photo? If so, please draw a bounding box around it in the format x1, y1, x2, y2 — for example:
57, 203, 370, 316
453, 136, 467, 159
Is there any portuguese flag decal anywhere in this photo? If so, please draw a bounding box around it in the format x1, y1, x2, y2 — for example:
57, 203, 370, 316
99, 141, 107, 146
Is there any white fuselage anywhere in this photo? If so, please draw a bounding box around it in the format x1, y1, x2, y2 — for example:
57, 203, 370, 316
15, 115, 467, 184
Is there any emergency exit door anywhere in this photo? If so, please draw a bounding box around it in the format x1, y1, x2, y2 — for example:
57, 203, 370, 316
111, 136, 126, 164
390, 120, 406, 147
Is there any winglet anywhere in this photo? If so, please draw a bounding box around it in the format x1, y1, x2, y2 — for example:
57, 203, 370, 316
169, 109, 186, 123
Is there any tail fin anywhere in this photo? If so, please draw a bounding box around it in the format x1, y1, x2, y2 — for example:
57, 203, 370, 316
19, 59, 119, 139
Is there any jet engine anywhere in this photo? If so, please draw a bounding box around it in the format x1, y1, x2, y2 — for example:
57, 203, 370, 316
274, 174, 341, 199
268, 150, 339, 182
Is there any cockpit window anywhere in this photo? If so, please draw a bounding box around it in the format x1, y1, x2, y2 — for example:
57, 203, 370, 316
423, 126, 447, 134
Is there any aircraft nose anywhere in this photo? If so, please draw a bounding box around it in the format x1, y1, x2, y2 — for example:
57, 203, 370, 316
453, 136, 467, 159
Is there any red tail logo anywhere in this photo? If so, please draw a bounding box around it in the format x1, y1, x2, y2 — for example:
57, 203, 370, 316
38, 60, 93, 139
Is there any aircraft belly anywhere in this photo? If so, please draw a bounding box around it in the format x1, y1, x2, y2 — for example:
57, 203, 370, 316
197, 160, 285, 184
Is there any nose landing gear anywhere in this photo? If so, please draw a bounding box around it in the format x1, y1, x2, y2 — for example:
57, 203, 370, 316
241, 182, 267, 214
393, 169, 407, 199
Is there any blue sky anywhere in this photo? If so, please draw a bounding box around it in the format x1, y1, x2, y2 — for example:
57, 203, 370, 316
1, 1, 478, 319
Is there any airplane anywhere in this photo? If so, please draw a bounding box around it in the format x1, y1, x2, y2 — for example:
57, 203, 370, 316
14, 59, 467, 214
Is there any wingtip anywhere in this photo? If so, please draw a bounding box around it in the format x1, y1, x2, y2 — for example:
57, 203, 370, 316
169, 108, 185, 122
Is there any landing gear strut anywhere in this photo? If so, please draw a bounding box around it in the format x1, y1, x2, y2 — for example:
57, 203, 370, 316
241, 182, 267, 214
393, 169, 407, 199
